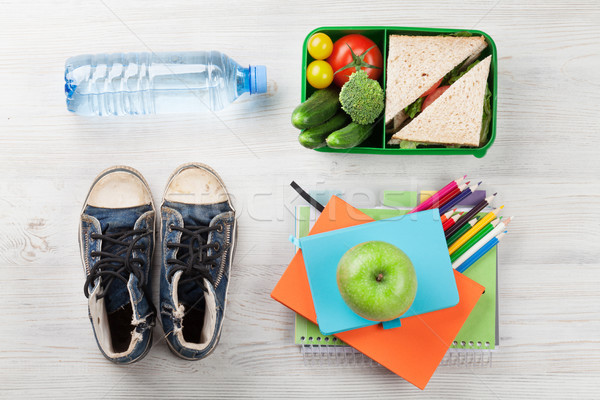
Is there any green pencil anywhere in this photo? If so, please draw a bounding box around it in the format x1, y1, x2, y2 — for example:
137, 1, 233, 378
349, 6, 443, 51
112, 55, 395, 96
450, 218, 501, 262
446, 217, 479, 247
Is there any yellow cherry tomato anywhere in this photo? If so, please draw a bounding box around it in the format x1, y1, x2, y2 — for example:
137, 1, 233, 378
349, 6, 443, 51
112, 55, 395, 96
307, 33, 333, 60
306, 60, 334, 89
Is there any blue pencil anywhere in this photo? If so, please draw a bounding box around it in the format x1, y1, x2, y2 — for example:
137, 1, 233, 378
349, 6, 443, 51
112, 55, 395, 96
456, 231, 507, 273
439, 181, 481, 215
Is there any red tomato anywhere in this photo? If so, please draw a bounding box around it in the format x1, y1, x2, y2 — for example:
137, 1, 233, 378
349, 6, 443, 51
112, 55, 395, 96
421, 78, 443, 98
422, 85, 450, 111
327, 34, 383, 87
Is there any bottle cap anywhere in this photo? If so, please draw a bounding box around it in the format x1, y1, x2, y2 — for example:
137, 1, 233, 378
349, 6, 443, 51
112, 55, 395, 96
249, 65, 267, 94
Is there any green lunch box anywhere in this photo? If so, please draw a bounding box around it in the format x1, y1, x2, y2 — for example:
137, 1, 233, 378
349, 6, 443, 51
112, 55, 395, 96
301, 26, 498, 158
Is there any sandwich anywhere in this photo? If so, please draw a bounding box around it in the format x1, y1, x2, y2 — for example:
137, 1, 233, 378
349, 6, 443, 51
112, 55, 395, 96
384, 35, 492, 148
389, 55, 492, 147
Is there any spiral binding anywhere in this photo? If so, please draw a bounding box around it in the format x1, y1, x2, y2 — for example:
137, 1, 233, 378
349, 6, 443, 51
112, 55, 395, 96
439, 348, 493, 368
300, 344, 378, 368
299, 342, 493, 368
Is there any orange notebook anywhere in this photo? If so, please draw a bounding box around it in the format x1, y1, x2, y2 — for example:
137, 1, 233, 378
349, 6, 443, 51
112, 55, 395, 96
271, 196, 485, 390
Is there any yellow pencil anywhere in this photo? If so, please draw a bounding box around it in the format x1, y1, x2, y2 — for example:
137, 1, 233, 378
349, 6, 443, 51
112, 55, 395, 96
448, 206, 504, 255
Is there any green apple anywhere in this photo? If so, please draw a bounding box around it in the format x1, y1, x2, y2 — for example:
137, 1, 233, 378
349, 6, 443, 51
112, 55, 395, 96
336, 240, 417, 321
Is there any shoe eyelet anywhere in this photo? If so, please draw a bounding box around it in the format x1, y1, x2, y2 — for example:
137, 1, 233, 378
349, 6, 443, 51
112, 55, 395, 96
216, 223, 224, 233
213, 242, 220, 252
168, 225, 173, 232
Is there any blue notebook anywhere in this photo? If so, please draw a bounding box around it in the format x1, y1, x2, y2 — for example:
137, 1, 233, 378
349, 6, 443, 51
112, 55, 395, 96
296, 209, 459, 335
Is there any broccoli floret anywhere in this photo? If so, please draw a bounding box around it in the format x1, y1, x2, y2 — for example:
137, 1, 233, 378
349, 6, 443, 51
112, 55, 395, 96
339, 70, 384, 125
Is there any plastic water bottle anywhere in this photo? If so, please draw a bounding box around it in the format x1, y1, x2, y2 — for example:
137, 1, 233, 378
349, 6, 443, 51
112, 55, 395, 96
64, 51, 267, 116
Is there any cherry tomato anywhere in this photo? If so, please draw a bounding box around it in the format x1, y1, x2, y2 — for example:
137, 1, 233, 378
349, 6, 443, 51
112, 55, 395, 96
307, 33, 333, 60
306, 60, 334, 89
421, 78, 443, 98
422, 85, 450, 111
327, 34, 383, 87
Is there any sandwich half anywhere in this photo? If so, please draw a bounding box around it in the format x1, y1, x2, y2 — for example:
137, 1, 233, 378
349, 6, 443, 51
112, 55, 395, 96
388, 55, 492, 147
385, 35, 487, 128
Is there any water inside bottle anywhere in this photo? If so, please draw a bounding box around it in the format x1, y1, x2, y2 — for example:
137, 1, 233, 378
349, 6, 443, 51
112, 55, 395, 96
65, 52, 253, 116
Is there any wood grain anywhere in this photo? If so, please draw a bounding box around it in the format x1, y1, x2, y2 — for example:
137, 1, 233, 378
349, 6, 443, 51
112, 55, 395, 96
1, 0, 600, 398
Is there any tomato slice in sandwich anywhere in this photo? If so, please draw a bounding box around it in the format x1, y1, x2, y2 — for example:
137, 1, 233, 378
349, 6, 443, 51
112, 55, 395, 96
420, 78, 443, 98
422, 85, 450, 111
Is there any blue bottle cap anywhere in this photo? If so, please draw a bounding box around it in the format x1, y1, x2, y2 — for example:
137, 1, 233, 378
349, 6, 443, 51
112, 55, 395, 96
249, 65, 267, 94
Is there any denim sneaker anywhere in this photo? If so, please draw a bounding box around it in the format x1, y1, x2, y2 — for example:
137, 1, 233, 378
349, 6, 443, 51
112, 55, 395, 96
79, 166, 156, 364
159, 163, 236, 360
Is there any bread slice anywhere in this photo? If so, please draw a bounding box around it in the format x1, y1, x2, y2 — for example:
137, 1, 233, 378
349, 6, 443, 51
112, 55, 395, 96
388, 55, 492, 147
385, 35, 487, 124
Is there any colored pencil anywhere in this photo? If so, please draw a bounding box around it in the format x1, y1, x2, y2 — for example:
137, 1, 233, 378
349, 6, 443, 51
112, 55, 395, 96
453, 220, 511, 269
444, 193, 497, 239
456, 232, 507, 273
438, 181, 482, 216
448, 206, 504, 255
440, 208, 457, 224
410, 175, 466, 213
453, 220, 510, 269
450, 218, 500, 262
433, 182, 470, 211
446, 217, 479, 246
442, 212, 463, 231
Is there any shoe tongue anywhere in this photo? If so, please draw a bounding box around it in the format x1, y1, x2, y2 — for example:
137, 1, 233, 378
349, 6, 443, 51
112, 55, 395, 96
178, 279, 208, 311
104, 276, 132, 314
102, 224, 134, 314
165, 201, 230, 310
87, 205, 152, 314
165, 201, 233, 269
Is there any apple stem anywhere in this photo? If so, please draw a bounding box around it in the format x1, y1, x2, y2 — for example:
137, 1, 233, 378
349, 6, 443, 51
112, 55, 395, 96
376, 273, 383, 282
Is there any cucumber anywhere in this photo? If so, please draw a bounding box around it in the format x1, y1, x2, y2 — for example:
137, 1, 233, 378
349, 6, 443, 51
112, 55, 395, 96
326, 122, 374, 149
298, 112, 349, 149
291, 88, 340, 130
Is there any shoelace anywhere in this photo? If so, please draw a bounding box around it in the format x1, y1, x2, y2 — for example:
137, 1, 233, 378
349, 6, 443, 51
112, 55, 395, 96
166, 223, 225, 292
83, 228, 151, 299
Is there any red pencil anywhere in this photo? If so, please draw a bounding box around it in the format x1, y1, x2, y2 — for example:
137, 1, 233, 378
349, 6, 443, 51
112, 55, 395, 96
442, 212, 463, 231
440, 209, 457, 224
410, 175, 466, 213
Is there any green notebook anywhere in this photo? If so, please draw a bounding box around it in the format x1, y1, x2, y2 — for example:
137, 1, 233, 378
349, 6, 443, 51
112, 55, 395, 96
293, 190, 498, 350
452, 247, 498, 349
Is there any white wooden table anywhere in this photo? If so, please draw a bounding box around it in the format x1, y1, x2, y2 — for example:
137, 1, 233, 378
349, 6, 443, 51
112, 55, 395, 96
1, 1, 599, 398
